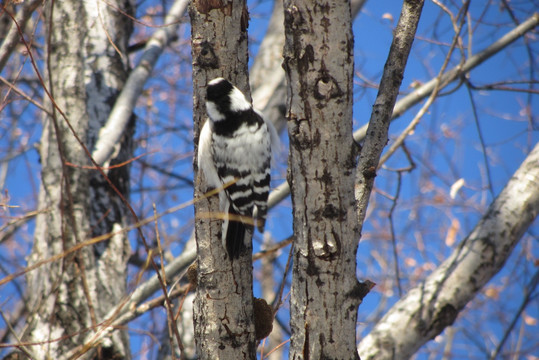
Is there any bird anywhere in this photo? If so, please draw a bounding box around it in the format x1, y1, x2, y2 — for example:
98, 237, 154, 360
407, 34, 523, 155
197, 77, 278, 259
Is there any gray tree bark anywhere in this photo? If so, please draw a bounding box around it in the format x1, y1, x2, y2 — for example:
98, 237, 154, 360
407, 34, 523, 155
252, 0, 367, 134
189, 0, 256, 358
283, 0, 363, 358
23, 0, 134, 358
355, 0, 424, 231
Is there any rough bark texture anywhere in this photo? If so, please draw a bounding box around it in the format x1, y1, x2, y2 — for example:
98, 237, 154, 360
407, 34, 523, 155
251, 0, 366, 135
190, 0, 256, 358
260, 237, 284, 360
24, 0, 133, 358
358, 141, 539, 359
283, 1, 361, 359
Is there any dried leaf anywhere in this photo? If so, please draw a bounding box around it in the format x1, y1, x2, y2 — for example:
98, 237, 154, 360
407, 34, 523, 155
523, 313, 537, 326
405, 257, 417, 267
445, 218, 460, 246
382, 12, 394, 22
409, 79, 422, 89
484, 286, 499, 300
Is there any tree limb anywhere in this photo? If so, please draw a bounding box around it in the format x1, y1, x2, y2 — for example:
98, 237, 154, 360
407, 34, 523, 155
91, 0, 189, 166
357, 142, 539, 359
0, 0, 41, 73
59, 247, 196, 360
355, 0, 424, 228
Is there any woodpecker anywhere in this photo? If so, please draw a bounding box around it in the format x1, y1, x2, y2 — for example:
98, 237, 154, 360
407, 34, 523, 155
197, 77, 278, 258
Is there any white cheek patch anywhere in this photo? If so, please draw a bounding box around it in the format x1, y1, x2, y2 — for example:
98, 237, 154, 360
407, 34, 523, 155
206, 101, 225, 121
229, 87, 252, 112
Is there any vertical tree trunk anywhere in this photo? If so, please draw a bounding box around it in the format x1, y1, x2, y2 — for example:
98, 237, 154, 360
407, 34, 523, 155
24, 0, 134, 358
283, 1, 362, 358
189, 0, 256, 358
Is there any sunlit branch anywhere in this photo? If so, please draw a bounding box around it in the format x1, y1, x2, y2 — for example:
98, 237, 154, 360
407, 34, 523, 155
92, 0, 189, 166
358, 142, 539, 359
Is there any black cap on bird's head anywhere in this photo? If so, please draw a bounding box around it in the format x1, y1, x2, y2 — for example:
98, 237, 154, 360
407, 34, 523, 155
207, 77, 234, 103
206, 77, 251, 122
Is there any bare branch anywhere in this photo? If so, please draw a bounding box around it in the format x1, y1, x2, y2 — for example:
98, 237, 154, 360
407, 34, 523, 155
384, 12, 539, 124
489, 269, 539, 359
378, 1, 470, 169
0, 0, 41, 73
260, 12, 539, 217
59, 247, 196, 360
354, 0, 424, 226
92, 0, 189, 166
358, 142, 539, 359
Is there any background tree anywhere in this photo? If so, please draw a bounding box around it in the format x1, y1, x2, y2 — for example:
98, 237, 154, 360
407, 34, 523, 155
0, 0, 538, 359
6, 0, 135, 358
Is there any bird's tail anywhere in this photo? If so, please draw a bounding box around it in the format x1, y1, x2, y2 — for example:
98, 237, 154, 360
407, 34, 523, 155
224, 207, 249, 259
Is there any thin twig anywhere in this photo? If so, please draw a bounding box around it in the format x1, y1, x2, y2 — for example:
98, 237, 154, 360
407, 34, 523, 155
378, 1, 470, 169
0, 75, 53, 116
272, 240, 294, 315
388, 171, 403, 297
464, 79, 495, 198
0, 310, 36, 359
489, 269, 539, 360
262, 13, 539, 219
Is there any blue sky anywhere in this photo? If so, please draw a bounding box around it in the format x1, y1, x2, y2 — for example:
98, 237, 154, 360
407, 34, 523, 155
1, 0, 538, 359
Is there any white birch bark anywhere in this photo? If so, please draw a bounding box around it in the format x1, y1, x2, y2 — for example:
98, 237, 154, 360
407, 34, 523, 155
358, 141, 539, 359
91, 0, 189, 167
23, 1, 134, 358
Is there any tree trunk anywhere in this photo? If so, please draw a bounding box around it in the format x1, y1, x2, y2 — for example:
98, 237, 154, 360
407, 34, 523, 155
283, 1, 362, 358
24, 0, 134, 358
190, 0, 256, 358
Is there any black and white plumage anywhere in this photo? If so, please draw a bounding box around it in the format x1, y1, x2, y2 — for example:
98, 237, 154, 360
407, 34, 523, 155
197, 77, 278, 259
